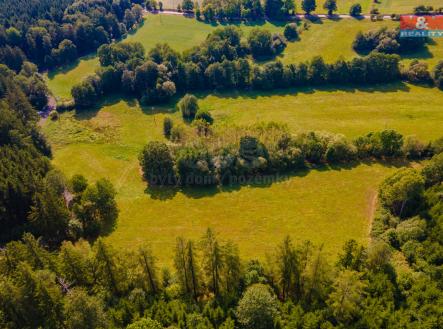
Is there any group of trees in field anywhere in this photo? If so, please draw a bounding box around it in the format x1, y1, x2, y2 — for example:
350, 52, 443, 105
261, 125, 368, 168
353, 27, 428, 55
0, 0, 144, 71
71, 26, 404, 108
0, 65, 118, 247
352, 27, 443, 88
1, 159, 442, 329
140, 115, 441, 187
414, 5, 443, 15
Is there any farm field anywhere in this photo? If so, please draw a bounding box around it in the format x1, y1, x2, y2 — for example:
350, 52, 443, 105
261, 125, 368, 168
43, 84, 442, 264
46, 14, 443, 101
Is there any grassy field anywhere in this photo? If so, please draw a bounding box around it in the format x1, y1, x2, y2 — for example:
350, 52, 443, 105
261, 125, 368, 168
200, 84, 443, 141
43, 84, 442, 264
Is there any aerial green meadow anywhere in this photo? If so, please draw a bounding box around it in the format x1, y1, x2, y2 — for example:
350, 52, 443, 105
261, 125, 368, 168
43, 9, 443, 265
43, 82, 442, 264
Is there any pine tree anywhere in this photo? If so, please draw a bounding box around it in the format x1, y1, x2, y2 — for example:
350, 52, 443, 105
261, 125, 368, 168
138, 245, 159, 294
201, 228, 223, 297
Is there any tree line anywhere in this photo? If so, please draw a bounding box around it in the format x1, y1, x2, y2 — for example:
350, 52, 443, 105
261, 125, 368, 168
140, 114, 442, 187
172, 0, 359, 21
0, 0, 145, 71
71, 25, 409, 108
1, 147, 442, 329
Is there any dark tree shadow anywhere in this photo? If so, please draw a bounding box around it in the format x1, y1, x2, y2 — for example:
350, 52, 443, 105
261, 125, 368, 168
143, 158, 418, 200
46, 53, 98, 79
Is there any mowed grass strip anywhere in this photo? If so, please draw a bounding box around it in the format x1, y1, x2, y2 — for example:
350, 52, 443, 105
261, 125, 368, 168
43, 84, 442, 264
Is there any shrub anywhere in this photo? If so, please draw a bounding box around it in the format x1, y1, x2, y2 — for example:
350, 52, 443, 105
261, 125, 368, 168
402, 136, 426, 159
354, 130, 404, 158
379, 168, 425, 218
163, 117, 173, 139
178, 94, 199, 120
402, 60, 432, 84
237, 136, 268, 174
248, 29, 273, 58
71, 78, 100, 109
269, 146, 304, 171
271, 33, 287, 55
433, 61, 443, 90
284, 23, 299, 41
350, 4, 362, 16
396, 217, 426, 245
295, 132, 329, 163
421, 152, 443, 187
170, 124, 186, 142
325, 136, 357, 163
195, 109, 214, 125
70, 174, 88, 194
236, 284, 279, 329
175, 147, 216, 186
49, 110, 58, 120
139, 141, 176, 186
127, 317, 162, 329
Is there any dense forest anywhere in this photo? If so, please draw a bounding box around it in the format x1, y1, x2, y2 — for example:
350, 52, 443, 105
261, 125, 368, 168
0, 0, 74, 29
0, 0, 144, 70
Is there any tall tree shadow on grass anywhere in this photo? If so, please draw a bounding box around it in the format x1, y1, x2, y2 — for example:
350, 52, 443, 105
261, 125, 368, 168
46, 53, 98, 79
144, 158, 416, 200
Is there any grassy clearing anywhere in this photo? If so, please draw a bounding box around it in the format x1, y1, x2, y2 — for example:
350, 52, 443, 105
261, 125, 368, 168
43, 84, 442, 264
200, 83, 443, 142
279, 18, 396, 64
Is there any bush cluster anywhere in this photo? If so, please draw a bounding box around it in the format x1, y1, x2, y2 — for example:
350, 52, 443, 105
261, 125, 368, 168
353, 27, 427, 54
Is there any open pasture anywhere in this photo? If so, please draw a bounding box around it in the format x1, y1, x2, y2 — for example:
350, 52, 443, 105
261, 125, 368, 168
43, 83, 442, 264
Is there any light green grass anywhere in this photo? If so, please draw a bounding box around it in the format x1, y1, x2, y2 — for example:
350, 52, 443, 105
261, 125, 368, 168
43, 84, 442, 265
200, 84, 443, 141
280, 18, 396, 63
